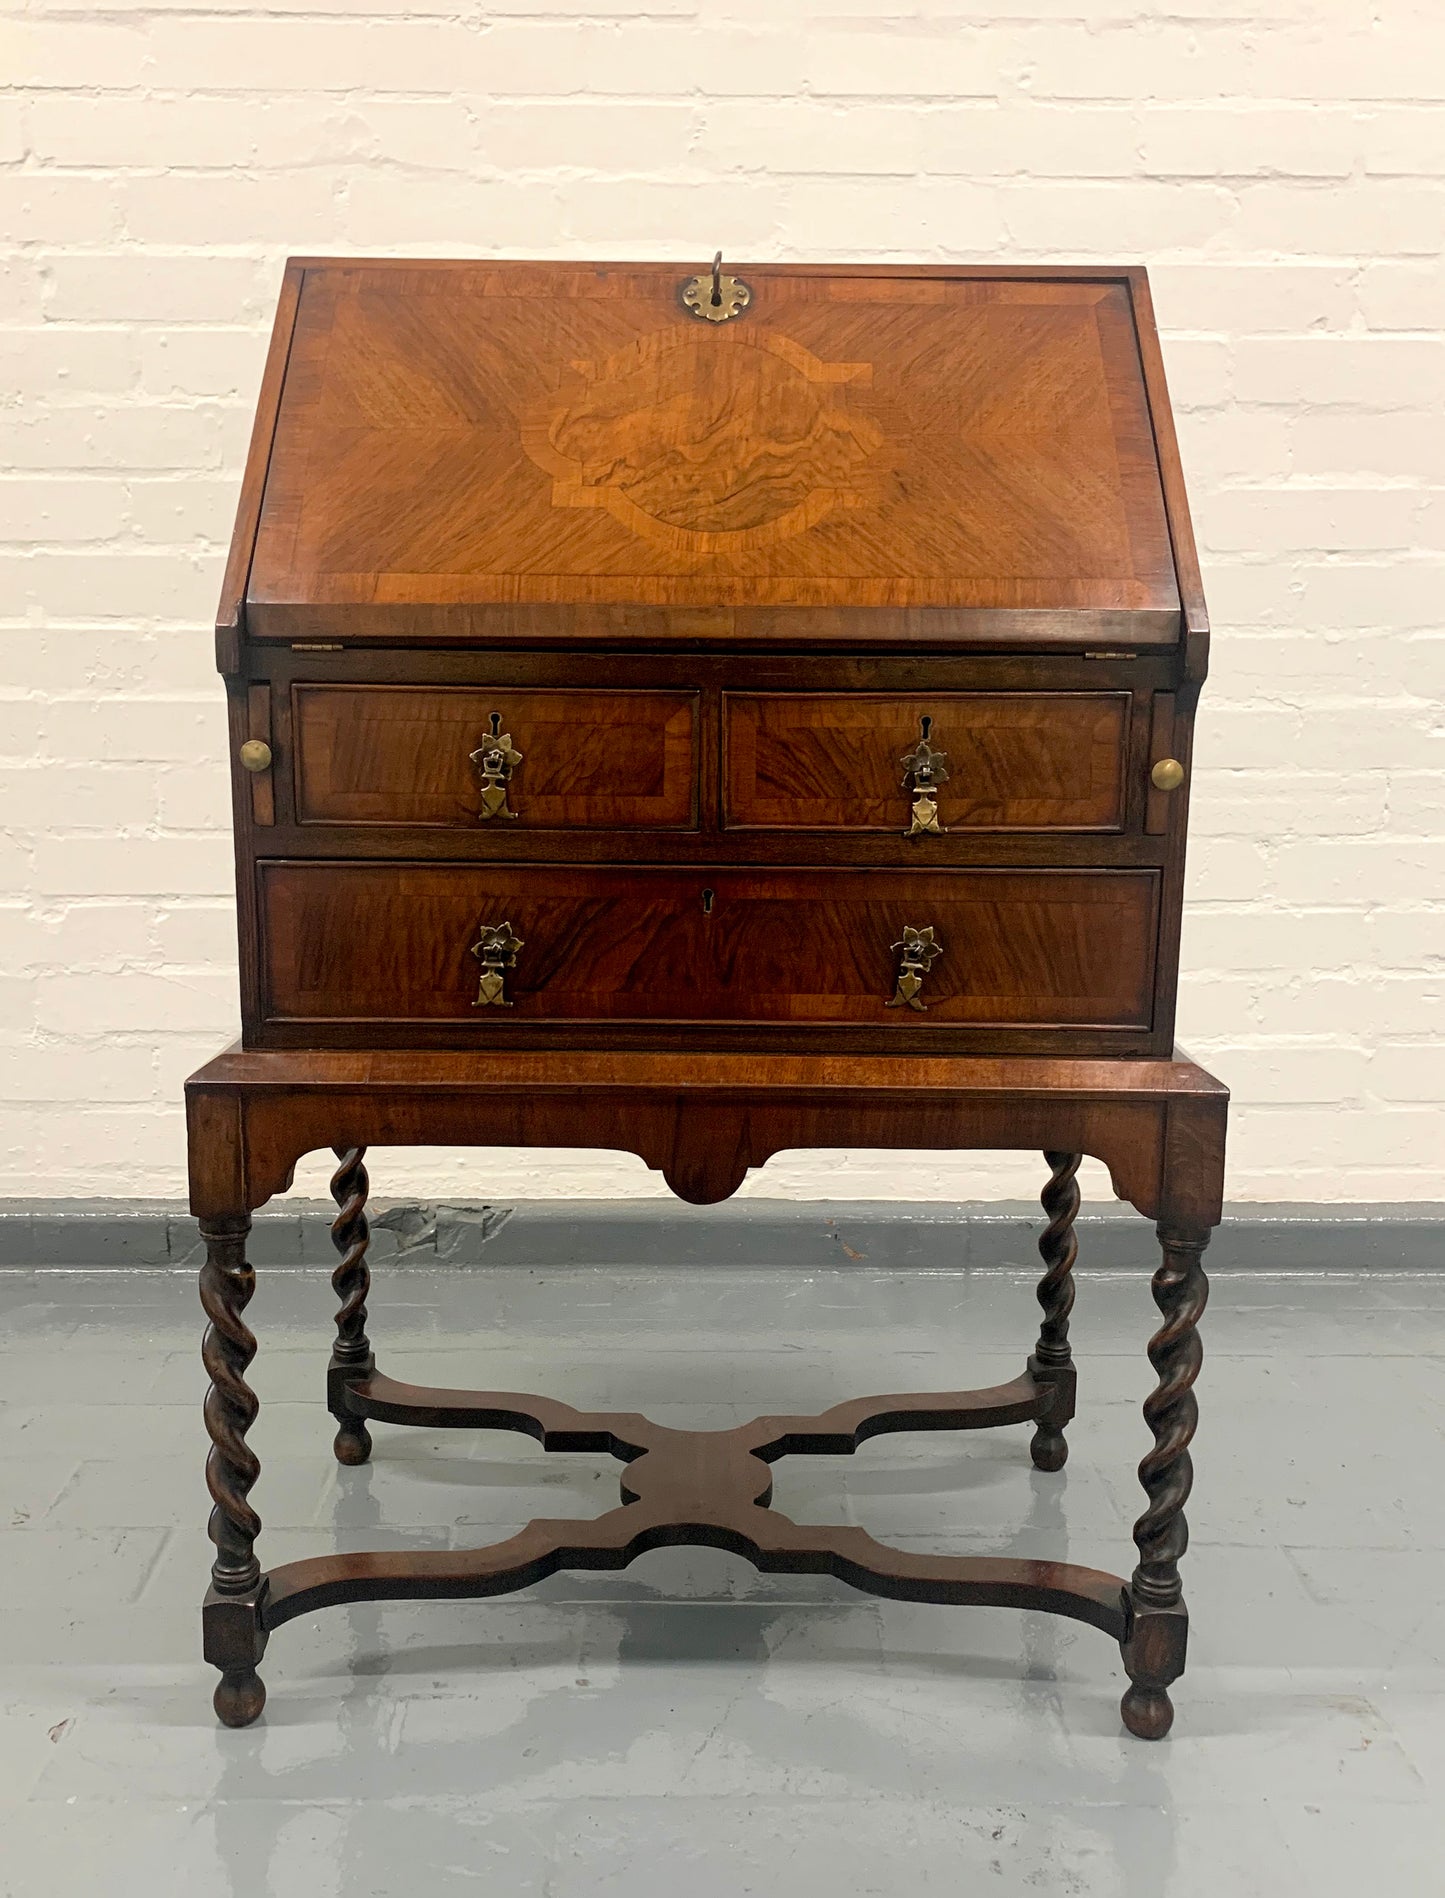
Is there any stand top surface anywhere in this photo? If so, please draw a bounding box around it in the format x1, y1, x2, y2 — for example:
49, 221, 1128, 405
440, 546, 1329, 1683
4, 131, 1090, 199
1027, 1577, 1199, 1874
186, 1045, 1228, 1103
185, 1047, 1227, 1221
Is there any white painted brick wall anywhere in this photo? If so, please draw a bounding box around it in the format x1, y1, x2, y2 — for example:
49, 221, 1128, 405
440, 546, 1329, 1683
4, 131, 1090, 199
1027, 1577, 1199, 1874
2, 0, 1442, 1206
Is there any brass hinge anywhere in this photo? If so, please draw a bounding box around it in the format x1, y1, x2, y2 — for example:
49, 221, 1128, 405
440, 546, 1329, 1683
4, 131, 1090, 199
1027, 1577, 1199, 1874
1082, 650, 1137, 661
291, 641, 343, 652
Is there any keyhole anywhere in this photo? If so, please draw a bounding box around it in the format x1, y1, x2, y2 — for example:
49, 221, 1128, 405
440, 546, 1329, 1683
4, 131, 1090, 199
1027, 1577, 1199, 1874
488, 711, 502, 738
919, 715, 932, 742
701, 888, 715, 916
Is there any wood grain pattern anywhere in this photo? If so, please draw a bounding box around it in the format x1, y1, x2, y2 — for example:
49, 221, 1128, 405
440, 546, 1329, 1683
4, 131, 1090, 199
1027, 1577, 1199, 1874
291, 685, 697, 829
724, 692, 1128, 832
518, 324, 884, 555
258, 862, 1159, 1030
245, 263, 1179, 644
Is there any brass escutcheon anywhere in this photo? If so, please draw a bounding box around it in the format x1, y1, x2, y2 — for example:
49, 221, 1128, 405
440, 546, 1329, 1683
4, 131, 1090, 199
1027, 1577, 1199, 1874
469, 713, 523, 821
681, 252, 752, 323
888, 923, 944, 1012
470, 920, 524, 1008
900, 716, 949, 838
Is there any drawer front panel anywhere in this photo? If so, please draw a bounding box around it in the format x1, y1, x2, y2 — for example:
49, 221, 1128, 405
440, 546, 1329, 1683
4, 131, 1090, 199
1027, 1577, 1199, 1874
292, 686, 697, 829
724, 693, 1128, 832
261, 864, 1158, 1029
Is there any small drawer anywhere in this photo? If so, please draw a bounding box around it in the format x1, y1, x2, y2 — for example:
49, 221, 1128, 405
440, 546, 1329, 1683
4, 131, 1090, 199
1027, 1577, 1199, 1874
290, 685, 698, 829
724, 692, 1129, 833
261, 862, 1159, 1030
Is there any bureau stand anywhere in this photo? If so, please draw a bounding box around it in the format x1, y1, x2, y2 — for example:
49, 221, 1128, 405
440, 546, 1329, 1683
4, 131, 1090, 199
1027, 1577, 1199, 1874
188, 1046, 1226, 1739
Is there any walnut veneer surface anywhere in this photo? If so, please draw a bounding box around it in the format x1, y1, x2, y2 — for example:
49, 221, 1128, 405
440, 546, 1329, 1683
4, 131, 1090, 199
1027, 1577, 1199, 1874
222, 258, 1206, 1058
240, 263, 1180, 638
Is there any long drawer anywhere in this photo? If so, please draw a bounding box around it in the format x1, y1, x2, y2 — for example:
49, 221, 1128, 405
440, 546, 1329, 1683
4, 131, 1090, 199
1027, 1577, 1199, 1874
260, 863, 1159, 1029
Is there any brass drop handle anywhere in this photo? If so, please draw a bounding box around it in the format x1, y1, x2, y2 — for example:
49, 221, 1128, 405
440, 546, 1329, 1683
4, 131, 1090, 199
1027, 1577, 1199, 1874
238, 739, 272, 773
1151, 758, 1185, 792
887, 924, 944, 1013
470, 920, 523, 1008
899, 715, 949, 838
469, 713, 523, 821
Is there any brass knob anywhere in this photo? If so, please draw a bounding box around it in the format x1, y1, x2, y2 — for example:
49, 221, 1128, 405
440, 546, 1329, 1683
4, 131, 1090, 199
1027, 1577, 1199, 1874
1150, 758, 1185, 792
239, 739, 272, 774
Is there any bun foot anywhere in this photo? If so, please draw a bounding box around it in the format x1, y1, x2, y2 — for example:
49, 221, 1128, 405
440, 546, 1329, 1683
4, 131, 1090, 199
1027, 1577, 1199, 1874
214, 1667, 266, 1728
333, 1420, 372, 1466
1120, 1684, 1173, 1740
1029, 1425, 1068, 1472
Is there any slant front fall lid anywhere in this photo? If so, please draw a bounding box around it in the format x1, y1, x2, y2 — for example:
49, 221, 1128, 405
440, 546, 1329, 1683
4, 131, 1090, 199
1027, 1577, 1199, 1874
236, 260, 1193, 650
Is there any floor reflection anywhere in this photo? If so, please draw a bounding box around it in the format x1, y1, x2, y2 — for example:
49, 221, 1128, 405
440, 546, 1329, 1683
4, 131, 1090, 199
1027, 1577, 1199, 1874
209, 1394, 1178, 1895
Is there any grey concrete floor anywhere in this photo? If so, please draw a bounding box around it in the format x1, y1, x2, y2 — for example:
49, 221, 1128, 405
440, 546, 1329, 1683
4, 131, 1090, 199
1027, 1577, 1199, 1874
1, 1259, 1443, 1896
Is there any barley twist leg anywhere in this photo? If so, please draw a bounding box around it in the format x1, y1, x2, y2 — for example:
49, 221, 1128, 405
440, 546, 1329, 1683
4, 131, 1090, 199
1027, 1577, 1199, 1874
328, 1145, 375, 1466
1120, 1223, 1210, 1740
200, 1215, 267, 1727
1028, 1150, 1080, 1472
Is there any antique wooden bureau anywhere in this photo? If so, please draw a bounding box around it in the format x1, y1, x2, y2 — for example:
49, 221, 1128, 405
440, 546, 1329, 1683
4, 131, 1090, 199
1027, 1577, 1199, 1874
187, 257, 1227, 1739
